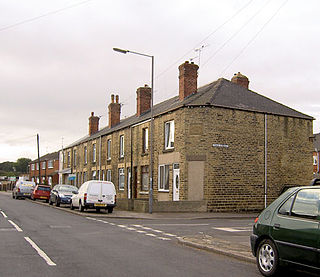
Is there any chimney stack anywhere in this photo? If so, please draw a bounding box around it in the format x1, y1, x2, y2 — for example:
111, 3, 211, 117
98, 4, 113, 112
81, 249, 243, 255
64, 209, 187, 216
231, 72, 249, 89
179, 61, 199, 101
89, 112, 100, 136
136, 84, 151, 116
108, 94, 121, 128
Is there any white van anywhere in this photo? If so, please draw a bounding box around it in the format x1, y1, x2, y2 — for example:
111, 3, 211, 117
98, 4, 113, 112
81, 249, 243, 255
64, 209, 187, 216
70, 181, 116, 213
12, 180, 36, 199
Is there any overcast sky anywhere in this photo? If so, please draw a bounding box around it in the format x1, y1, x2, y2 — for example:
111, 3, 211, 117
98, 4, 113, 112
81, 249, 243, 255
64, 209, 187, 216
1, 0, 319, 162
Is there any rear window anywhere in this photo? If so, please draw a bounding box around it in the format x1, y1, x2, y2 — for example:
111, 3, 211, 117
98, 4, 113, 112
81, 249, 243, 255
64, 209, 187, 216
38, 186, 50, 191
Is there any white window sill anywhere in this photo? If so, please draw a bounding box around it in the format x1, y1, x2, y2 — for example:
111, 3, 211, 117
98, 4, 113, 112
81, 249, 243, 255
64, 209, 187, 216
139, 191, 149, 195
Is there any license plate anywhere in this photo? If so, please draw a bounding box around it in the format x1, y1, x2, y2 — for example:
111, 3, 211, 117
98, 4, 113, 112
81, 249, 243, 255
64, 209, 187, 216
40, 196, 47, 199
94, 203, 106, 207
24, 193, 30, 196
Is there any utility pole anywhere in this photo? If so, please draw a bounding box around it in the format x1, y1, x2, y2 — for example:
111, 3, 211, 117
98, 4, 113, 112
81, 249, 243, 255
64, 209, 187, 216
37, 134, 41, 184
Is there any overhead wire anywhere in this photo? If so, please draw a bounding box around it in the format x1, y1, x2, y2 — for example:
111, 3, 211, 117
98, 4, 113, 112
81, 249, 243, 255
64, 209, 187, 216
201, 0, 272, 68
0, 0, 94, 33
219, 0, 289, 75
155, 0, 255, 80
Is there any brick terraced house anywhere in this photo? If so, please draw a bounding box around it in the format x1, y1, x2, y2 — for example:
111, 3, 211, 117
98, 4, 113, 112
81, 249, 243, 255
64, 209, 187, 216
60, 61, 314, 212
29, 151, 59, 187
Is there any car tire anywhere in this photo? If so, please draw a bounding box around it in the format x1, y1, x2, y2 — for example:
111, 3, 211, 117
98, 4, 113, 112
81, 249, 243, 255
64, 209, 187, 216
256, 239, 279, 276
79, 201, 84, 212
107, 207, 113, 214
12, 193, 15, 199
55, 199, 60, 207
70, 202, 75, 210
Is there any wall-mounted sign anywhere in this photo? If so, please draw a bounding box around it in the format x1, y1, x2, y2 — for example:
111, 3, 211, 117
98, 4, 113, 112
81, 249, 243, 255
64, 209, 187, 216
68, 174, 76, 181
213, 144, 229, 148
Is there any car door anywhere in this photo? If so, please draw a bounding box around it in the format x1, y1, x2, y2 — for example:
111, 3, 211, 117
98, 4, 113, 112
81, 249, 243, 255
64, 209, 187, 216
271, 188, 320, 268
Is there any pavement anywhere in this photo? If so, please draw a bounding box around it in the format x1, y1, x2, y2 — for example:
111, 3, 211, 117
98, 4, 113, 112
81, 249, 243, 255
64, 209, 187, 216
0, 190, 256, 263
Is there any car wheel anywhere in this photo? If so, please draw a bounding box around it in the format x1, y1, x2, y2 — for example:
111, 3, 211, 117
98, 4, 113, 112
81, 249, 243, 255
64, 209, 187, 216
70, 202, 75, 210
257, 239, 279, 276
12, 193, 15, 199
55, 199, 60, 207
79, 201, 84, 212
107, 207, 113, 214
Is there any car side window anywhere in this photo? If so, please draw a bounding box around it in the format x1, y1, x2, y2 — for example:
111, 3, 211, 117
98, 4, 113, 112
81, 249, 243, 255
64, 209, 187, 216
278, 194, 295, 215
291, 189, 320, 219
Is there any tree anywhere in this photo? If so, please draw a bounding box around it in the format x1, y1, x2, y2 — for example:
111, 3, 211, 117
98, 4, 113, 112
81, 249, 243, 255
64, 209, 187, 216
14, 158, 32, 173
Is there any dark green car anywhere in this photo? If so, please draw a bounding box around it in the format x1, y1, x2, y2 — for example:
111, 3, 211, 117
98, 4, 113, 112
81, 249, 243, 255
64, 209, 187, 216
251, 185, 320, 276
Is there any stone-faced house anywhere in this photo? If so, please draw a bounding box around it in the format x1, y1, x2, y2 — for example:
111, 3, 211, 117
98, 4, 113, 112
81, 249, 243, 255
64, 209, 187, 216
61, 61, 313, 212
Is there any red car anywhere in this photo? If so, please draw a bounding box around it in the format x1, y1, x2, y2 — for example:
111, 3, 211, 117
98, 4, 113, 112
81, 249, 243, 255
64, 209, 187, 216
31, 185, 51, 202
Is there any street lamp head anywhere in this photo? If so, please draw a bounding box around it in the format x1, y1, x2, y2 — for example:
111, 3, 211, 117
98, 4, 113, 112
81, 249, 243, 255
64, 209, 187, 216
113, 47, 128, 54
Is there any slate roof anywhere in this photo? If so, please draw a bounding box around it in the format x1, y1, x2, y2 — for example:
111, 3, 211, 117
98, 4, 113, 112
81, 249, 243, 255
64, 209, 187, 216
30, 151, 59, 163
314, 133, 320, 150
66, 78, 313, 148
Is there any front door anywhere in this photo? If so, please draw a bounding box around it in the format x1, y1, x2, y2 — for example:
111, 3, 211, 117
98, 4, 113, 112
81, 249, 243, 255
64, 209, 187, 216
173, 164, 180, 201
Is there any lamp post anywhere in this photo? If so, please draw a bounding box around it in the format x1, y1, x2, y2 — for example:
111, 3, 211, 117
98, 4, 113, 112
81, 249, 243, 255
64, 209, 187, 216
113, 47, 154, 214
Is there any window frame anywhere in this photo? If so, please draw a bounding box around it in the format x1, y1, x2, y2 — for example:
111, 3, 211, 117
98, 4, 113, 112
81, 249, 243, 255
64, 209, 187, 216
48, 160, 53, 169
141, 165, 149, 191
142, 128, 149, 153
158, 164, 170, 192
106, 169, 112, 182
84, 146, 88, 165
164, 120, 175, 150
107, 139, 111, 160
120, 135, 124, 158
119, 168, 125, 190
92, 143, 96, 163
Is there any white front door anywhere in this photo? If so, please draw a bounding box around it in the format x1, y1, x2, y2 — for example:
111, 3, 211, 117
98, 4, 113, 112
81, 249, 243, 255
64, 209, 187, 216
173, 164, 180, 201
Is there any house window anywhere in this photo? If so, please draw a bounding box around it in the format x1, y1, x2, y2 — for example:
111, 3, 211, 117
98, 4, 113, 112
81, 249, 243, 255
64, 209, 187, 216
67, 152, 71, 167
48, 176, 52, 186
142, 128, 149, 153
83, 172, 87, 182
92, 144, 96, 162
92, 170, 97, 180
36, 163, 39, 170
107, 139, 111, 160
31, 164, 35, 171
48, 160, 53, 168
313, 155, 318, 166
106, 169, 112, 182
120, 135, 124, 158
119, 168, 125, 190
84, 146, 87, 164
158, 164, 170, 191
164, 120, 174, 149
42, 162, 46, 170
73, 150, 77, 167
141, 166, 149, 191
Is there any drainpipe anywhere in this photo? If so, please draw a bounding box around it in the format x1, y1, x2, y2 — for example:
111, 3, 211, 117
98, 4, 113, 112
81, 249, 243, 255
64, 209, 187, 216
264, 114, 268, 209
99, 136, 102, 180
130, 126, 133, 200
317, 149, 319, 175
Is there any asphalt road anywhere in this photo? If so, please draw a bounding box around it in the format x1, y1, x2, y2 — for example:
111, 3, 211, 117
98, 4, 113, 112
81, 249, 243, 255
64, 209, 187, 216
0, 193, 317, 277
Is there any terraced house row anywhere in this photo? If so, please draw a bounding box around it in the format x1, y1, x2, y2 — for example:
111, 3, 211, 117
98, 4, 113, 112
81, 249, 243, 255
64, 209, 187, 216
58, 61, 314, 212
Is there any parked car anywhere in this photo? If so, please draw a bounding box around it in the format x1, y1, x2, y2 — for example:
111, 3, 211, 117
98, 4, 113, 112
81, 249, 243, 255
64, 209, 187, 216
49, 184, 78, 207
251, 185, 320, 276
31, 185, 51, 202
70, 180, 116, 213
12, 180, 35, 199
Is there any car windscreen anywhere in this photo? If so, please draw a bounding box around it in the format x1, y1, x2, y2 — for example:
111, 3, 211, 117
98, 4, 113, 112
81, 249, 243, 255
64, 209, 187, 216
38, 186, 50, 191
59, 186, 78, 193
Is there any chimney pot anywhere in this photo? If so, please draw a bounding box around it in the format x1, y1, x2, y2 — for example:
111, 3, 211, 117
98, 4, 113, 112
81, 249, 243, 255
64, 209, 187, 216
111, 94, 115, 103
116, 95, 119, 103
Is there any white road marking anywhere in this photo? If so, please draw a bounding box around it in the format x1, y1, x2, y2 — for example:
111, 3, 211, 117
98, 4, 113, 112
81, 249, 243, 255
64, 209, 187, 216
24, 237, 56, 266
150, 223, 209, 226
8, 220, 23, 232
86, 217, 97, 221
157, 237, 171, 241
0, 211, 7, 218
117, 225, 127, 228
97, 220, 109, 224
163, 233, 177, 237
214, 227, 252, 232
126, 227, 137, 231
145, 233, 156, 237
109, 223, 115, 226
49, 225, 71, 229
0, 228, 16, 231
136, 230, 146, 233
